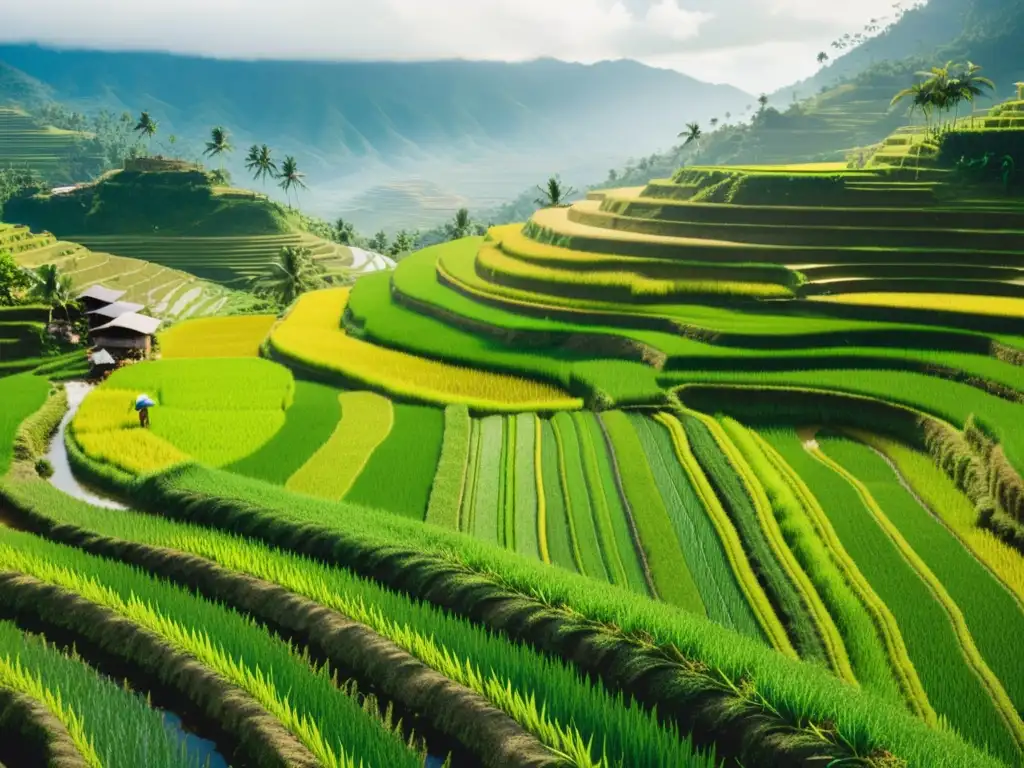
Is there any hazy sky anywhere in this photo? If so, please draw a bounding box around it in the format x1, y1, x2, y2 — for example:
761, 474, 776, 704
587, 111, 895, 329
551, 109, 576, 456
0, 0, 900, 92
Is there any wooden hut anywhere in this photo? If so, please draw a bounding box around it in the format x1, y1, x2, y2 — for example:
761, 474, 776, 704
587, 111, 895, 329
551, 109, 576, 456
90, 312, 161, 356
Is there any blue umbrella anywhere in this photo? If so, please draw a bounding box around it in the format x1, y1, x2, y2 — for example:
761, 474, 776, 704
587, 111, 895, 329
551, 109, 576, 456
134, 394, 156, 411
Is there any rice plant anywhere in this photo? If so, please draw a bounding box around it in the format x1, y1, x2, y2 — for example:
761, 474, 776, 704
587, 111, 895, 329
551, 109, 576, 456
599, 411, 705, 614
539, 420, 578, 572
513, 413, 540, 558
158, 315, 276, 358
0, 373, 51, 474
629, 413, 763, 637
344, 403, 443, 519
2, 482, 718, 768
855, 430, 1024, 604
576, 413, 649, 595
469, 415, 503, 543
229, 379, 344, 484
551, 413, 609, 581
426, 405, 472, 530
820, 436, 1024, 720
0, 530, 425, 768
269, 287, 582, 411
791, 434, 1021, 761
682, 412, 821, 658
286, 391, 393, 500
0, 620, 202, 768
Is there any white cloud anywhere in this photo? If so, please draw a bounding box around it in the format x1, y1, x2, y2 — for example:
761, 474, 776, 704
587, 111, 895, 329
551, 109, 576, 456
0, 0, 911, 90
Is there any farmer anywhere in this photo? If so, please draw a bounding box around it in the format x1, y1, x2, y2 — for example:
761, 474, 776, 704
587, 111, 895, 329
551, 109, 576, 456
135, 393, 154, 428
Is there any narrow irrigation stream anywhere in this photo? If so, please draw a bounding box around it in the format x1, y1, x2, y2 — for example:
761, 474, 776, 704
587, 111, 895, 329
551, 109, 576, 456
46, 382, 126, 510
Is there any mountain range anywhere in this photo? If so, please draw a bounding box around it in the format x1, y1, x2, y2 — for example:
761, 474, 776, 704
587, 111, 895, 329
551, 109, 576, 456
0, 46, 751, 230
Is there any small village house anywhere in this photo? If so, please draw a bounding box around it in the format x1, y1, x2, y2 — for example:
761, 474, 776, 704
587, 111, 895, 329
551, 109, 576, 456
90, 312, 161, 356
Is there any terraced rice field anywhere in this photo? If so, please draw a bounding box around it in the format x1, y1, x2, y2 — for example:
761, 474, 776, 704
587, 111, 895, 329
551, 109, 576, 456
4, 223, 235, 320
69, 232, 362, 288
0, 107, 97, 181
5, 107, 1024, 767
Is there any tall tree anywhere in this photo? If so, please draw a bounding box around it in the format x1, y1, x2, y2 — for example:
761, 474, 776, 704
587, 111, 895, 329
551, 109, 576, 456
891, 80, 937, 130
26, 264, 76, 322
947, 62, 995, 125
709, 117, 719, 129
0, 251, 32, 306
444, 208, 473, 241
334, 218, 357, 245
679, 122, 702, 150
368, 230, 389, 253
203, 126, 233, 171
534, 176, 577, 208
277, 155, 306, 209
253, 246, 325, 306
244, 144, 278, 194
389, 230, 416, 259
817, 51, 829, 67
757, 93, 769, 112
133, 111, 158, 151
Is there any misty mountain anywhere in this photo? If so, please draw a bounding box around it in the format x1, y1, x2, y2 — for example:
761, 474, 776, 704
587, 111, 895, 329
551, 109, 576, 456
781, 0, 1024, 104
0, 45, 750, 229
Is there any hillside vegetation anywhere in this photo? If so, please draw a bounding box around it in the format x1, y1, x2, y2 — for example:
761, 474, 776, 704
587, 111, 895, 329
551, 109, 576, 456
3, 164, 360, 287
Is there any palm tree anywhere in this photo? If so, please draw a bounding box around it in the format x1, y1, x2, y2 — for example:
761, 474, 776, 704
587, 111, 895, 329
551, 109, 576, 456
817, 51, 829, 67
709, 117, 719, 130
679, 122, 702, 150
445, 208, 473, 241
757, 93, 769, 112
277, 156, 306, 209
26, 264, 76, 322
253, 246, 325, 306
204, 126, 233, 171
535, 176, 577, 207
246, 144, 278, 194
947, 62, 995, 125
891, 80, 937, 131
134, 111, 158, 151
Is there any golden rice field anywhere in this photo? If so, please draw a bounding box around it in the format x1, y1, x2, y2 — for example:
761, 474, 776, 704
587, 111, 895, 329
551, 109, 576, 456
477, 240, 793, 299
811, 293, 1024, 317
159, 315, 277, 359
268, 288, 584, 411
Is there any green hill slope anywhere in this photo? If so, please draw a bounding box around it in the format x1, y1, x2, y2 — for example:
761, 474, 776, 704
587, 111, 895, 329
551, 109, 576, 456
0, 106, 99, 182
1, 222, 240, 320
2, 162, 357, 287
